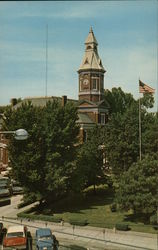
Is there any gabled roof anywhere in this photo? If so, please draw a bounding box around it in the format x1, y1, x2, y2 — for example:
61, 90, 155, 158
78, 99, 109, 109
78, 99, 97, 107
96, 99, 110, 109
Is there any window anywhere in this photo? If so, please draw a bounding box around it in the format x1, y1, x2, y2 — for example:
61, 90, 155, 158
87, 45, 92, 50
79, 81, 82, 91
0, 148, 3, 161
100, 114, 105, 124
92, 78, 98, 90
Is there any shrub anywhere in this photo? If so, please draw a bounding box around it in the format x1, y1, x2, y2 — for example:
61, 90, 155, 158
17, 194, 36, 208
110, 203, 117, 212
69, 219, 88, 226
50, 217, 62, 223
115, 223, 129, 231
17, 212, 62, 223
150, 213, 157, 225
150, 214, 158, 230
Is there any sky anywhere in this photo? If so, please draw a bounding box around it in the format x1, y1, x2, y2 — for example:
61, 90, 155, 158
0, 1, 158, 111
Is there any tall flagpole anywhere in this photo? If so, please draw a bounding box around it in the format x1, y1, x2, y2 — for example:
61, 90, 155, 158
45, 24, 48, 97
139, 79, 142, 161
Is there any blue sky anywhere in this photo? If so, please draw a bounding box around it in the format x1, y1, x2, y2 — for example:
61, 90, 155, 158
0, 1, 157, 111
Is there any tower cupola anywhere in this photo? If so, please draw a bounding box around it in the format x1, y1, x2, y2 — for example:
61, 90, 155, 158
78, 27, 106, 102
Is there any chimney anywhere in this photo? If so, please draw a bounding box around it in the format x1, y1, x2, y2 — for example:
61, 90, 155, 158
62, 95, 67, 107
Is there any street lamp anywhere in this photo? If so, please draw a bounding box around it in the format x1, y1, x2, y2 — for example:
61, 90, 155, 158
0, 129, 28, 140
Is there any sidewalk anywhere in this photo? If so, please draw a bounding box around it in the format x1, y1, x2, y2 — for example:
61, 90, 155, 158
1, 216, 157, 250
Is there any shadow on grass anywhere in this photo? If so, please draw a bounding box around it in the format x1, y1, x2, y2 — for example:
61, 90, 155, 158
28, 186, 115, 215
124, 213, 150, 224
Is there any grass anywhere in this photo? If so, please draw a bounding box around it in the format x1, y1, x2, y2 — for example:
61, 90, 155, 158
18, 185, 157, 234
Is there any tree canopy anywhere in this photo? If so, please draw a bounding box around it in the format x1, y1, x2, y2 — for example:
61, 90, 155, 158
116, 154, 158, 216
74, 126, 107, 193
3, 100, 79, 203
103, 89, 156, 176
2, 87, 157, 218
104, 87, 135, 114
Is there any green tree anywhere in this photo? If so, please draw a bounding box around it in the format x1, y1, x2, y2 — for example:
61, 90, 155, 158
3, 100, 79, 203
104, 87, 135, 114
104, 101, 139, 175
116, 154, 158, 216
103, 89, 156, 176
75, 126, 109, 193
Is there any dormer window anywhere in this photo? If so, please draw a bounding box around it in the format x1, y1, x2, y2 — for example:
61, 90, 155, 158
84, 58, 89, 64
86, 45, 92, 50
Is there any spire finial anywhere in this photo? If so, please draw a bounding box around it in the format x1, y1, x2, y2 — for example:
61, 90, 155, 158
90, 27, 93, 33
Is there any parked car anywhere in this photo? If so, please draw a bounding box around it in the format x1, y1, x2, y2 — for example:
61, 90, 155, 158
11, 180, 23, 195
3, 225, 28, 250
0, 188, 10, 198
0, 177, 10, 185
0, 170, 10, 177
0, 197, 11, 206
36, 228, 59, 250
0, 178, 11, 197
0, 223, 3, 244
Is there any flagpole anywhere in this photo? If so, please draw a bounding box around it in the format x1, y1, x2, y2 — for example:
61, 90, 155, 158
139, 79, 142, 161
45, 24, 48, 97
139, 79, 155, 161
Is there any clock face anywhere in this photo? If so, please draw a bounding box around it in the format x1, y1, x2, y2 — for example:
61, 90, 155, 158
83, 79, 89, 85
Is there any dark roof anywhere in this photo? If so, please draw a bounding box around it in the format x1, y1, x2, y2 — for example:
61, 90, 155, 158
14, 96, 78, 109
77, 113, 94, 124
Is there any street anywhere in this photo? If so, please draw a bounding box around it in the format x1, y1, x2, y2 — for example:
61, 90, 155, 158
0, 195, 157, 250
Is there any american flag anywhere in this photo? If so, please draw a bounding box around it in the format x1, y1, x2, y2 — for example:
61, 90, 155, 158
139, 80, 155, 94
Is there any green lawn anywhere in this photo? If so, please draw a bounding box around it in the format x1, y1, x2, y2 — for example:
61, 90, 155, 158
18, 185, 157, 234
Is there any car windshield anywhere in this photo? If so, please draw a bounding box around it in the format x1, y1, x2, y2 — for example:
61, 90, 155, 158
7, 232, 24, 238
39, 236, 52, 240
0, 189, 9, 193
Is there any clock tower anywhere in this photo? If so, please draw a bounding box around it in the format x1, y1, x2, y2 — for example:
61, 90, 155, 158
78, 27, 106, 102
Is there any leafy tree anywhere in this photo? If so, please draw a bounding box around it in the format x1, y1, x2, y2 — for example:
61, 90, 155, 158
0, 106, 8, 115
104, 87, 135, 114
75, 126, 109, 193
103, 89, 156, 176
116, 154, 158, 216
3, 100, 79, 203
140, 93, 154, 109
142, 112, 158, 156
104, 101, 140, 175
